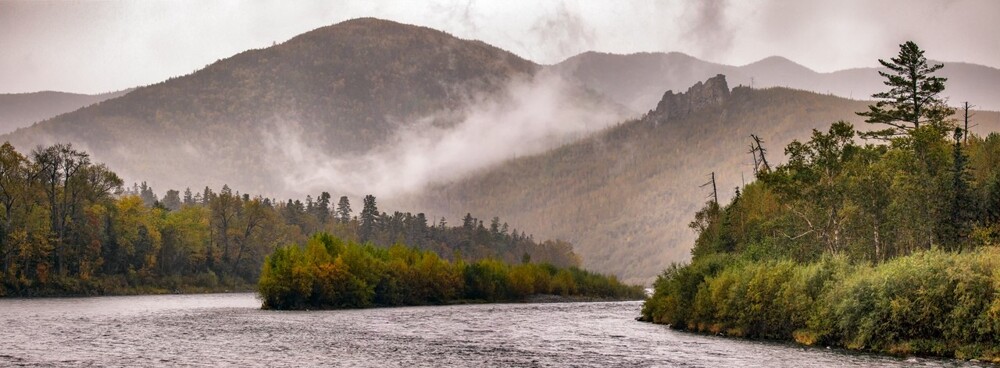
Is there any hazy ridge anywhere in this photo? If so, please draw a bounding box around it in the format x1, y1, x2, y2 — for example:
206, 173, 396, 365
0, 90, 130, 134
553, 51, 1000, 113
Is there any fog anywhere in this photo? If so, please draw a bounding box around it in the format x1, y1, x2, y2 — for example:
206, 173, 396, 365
262, 72, 624, 199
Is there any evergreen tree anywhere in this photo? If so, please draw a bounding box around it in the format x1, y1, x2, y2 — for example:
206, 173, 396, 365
336, 196, 352, 223
182, 187, 194, 205
316, 192, 332, 224
858, 41, 953, 139
940, 129, 976, 249
462, 213, 475, 232
139, 181, 157, 207
162, 189, 182, 211
202, 186, 213, 205
359, 195, 378, 243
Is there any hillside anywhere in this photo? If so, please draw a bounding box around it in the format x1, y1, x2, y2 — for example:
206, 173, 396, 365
0, 90, 129, 134
2, 18, 621, 197
552, 52, 1000, 113
411, 75, 1000, 284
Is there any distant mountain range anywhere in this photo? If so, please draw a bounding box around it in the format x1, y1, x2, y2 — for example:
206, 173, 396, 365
3, 18, 998, 283
3, 18, 619, 195
552, 51, 1000, 113
0, 90, 130, 134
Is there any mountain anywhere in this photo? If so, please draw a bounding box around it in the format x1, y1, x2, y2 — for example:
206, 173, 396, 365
0, 90, 130, 134
552, 52, 1000, 113
3, 18, 620, 196
409, 75, 1000, 284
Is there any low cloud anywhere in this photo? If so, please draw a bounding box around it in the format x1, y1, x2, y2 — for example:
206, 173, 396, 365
262, 72, 623, 199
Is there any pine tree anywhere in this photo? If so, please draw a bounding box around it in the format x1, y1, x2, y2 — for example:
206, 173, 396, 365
359, 195, 378, 243
336, 196, 352, 223
182, 187, 194, 205
316, 192, 332, 224
940, 128, 976, 249
162, 189, 181, 211
139, 181, 157, 207
857, 41, 953, 139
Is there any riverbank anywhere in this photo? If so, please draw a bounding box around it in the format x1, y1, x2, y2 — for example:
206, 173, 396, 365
640, 249, 1000, 363
2, 272, 255, 298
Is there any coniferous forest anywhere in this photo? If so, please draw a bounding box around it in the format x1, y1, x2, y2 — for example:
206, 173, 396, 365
0, 142, 582, 296
641, 42, 1000, 361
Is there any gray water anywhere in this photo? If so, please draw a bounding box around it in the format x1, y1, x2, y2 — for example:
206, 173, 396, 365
0, 293, 985, 367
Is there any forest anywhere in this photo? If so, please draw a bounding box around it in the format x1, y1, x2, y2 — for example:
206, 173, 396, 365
0, 143, 579, 296
258, 233, 644, 310
641, 42, 1000, 362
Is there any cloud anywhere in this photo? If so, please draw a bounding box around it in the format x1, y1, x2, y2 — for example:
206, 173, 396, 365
262, 72, 623, 199
529, 2, 596, 63
681, 0, 734, 61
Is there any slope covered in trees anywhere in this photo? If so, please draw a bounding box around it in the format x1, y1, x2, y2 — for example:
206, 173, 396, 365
0, 143, 580, 297
1, 18, 605, 196
410, 71, 1000, 284
0, 89, 130, 134
641, 42, 1000, 362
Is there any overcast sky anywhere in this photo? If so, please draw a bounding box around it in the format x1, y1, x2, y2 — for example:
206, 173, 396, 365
1, 0, 998, 94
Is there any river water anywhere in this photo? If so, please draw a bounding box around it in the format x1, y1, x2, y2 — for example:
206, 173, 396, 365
0, 293, 985, 367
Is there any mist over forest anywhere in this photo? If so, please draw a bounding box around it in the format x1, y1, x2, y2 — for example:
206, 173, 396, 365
5, 2, 1000, 365
3, 18, 999, 284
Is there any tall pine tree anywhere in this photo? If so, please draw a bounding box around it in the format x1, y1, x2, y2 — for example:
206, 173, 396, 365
857, 41, 953, 139
336, 196, 352, 223
359, 195, 378, 243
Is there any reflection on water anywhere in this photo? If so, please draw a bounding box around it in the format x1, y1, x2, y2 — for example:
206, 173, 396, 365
0, 293, 984, 367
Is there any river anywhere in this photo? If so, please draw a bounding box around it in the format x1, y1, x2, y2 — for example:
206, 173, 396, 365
0, 293, 985, 367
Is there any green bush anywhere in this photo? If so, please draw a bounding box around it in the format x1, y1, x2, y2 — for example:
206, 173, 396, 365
642, 248, 1000, 362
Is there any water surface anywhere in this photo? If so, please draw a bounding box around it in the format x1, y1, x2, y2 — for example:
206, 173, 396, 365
0, 293, 984, 367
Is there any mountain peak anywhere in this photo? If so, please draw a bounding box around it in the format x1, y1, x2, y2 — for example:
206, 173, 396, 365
742, 56, 815, 73
650, 74, 730, 122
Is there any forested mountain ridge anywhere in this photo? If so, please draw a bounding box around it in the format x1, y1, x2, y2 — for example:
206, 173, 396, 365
0, 89, 130, 134
553, 51, 1000, 113
410, 75, 1000, 284
640, 42, 1000, 361
2, 18, 594, 196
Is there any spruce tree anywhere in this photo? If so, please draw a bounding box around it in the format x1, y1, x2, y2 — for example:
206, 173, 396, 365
182, 187, 194, 205
940, 129, 975, 249
315, 192, 331, 224
359, 195, 378, 243
336, 196, 352, 223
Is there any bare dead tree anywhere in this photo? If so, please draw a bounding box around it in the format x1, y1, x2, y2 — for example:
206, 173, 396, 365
749, 134, 771, 174
962, 102, 977, 144
700, 172, 719, 206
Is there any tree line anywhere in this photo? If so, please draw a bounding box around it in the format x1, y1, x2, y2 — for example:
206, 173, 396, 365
0, 144, 579, 296
642, 42, 1000, 361
259, 233, 644, 310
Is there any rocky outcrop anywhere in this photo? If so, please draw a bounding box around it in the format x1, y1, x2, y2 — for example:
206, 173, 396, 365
649, 74, 729, 122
